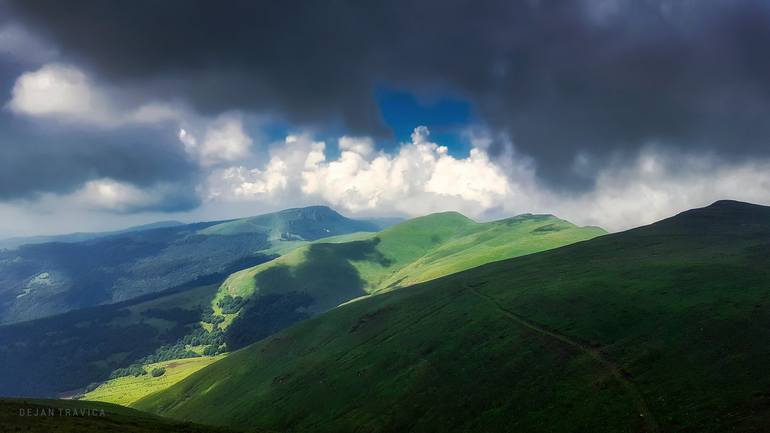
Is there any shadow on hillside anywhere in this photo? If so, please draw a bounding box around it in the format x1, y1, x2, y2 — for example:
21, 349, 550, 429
254, 238, 391, 305
225, 292, 314, 350
226, 238, 390, 349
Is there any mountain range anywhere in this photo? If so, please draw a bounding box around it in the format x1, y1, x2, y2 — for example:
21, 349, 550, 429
0, 206, 387, 324
136, 200, 770, 433
0, 206, 600, 399
1, 201, 769, 433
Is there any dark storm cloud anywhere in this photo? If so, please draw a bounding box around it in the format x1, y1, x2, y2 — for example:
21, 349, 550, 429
0, 114, 201, 211
6, 0, 770, 188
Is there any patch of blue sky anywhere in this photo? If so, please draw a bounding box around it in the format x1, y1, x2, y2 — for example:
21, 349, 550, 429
375, 86, 475, 157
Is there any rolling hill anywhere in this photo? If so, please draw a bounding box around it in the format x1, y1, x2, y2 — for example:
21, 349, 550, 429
213, 212, 605, 349
0, 205, 383, 324
137, 201, 770, 433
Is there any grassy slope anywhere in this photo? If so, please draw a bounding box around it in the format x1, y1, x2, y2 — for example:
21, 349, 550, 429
82, 355, 227, 406
218, 212, 605, 312
138, 201, 770, 433
0, 399, 244, 433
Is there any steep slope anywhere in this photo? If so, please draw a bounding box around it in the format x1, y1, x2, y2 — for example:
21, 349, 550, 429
214, 212, 604, 349
0, 205, 381, 324
138, 201, 770, 433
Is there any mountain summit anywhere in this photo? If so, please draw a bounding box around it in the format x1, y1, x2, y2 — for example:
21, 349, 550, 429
199, 205, 381, 240
639, 199, 770, 237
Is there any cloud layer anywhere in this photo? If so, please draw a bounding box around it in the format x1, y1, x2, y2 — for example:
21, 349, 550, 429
8, 0, 770, 189
205, 126, 770, 231
1, 1, 770, 237
0, 112, 199, 206
8, 63, 185, 126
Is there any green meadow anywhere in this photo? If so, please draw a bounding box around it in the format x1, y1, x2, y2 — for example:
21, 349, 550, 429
83, 355, 227, 406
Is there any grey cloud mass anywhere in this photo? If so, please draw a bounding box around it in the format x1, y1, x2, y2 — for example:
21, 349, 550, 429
0, 115, 200, 211
4, 0, 770, 190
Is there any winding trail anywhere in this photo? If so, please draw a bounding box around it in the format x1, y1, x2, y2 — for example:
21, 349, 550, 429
470, 288, 660, 433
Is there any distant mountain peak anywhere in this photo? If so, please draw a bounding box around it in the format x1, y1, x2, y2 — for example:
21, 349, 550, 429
650, 199, 770, 235
689, 200, 770, 217
278, 205, 345, 219
200, 205, 380, 239
705, 199, 767, 210
281, 204, 336, 212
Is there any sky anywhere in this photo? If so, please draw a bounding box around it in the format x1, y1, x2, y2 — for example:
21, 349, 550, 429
1, 0, 770, 237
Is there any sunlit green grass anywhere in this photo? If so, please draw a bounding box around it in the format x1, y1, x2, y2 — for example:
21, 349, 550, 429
83, 355, 227, 407
215, 212, 604, 323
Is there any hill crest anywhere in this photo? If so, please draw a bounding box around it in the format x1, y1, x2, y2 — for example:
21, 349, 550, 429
199, 205, 381, 239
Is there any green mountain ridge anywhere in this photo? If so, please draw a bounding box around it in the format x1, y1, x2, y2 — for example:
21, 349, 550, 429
199, 205, 382, 239
0, 206, 597, 401
137, 200, 770, 433
214, 211, 604, 349
73, 212, 604, 404
220, 211, 604, 304
70, 211, 602, 407
0, 206, 383, 324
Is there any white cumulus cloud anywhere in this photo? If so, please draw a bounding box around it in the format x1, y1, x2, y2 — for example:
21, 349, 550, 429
207, 126, 514, 217
205, 134, 321, 201
7, 64, 259, 168
196, 115, 254, 166
201, 126, 770, 232
8, 64, 103, 121
553, 149, 770, 231
70, 178, 169, 213
7, 63, 184, 126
